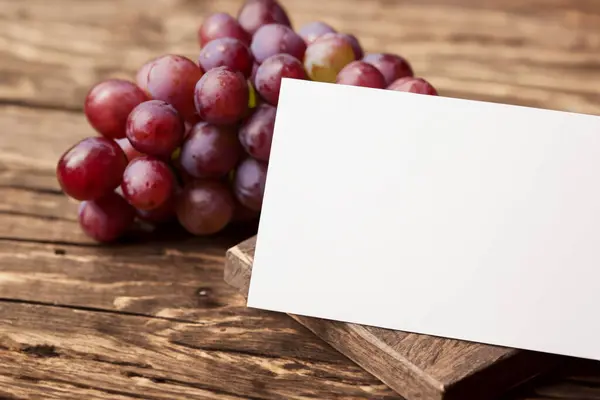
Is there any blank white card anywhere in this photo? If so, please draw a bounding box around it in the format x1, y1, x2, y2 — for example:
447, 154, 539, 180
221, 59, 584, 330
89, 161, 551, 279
248, 79, 600, 361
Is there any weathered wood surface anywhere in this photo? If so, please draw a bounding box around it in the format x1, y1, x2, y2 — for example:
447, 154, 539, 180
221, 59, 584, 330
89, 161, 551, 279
226, 238, 562, 400
0, 0, 599, 399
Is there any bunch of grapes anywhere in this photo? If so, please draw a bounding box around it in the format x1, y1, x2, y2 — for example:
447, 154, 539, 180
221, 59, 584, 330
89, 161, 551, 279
56, 0, 437, 242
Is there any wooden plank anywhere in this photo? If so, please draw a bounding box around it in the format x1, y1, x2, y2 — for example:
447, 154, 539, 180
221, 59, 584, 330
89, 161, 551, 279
225, 236, 562, 400
0, 0, 598, 398
0, 102, 398, 399
0, 0, 599, 112
0, 301, 398, 400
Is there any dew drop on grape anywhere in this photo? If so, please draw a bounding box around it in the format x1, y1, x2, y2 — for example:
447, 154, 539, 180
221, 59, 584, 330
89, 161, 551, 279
126, 100, 185, 159
180, 122, 242, 179
233, 157, 268, 211
298, 21, 336, 45
388, 77, 438, 95
251, 24, 306, 64
238, 103, 276, 161
304, 33, 356, 83
255, 54, 307, 106
237, 0, 291, 36
57, 137, 128, 201
199, 12, 251, 47
198, 37, 254, 78
84, 79, 148, 139
140, 55, 204, 122
78, 192, 136, 242
121, 156, 176, 211
336, 60, 386, 89
176, 180, 235, 235
363, 53, 414, 87
194, 66, 249, 125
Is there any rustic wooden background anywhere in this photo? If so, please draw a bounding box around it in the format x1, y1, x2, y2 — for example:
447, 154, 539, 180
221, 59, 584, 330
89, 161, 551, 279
0, 0, 599, 399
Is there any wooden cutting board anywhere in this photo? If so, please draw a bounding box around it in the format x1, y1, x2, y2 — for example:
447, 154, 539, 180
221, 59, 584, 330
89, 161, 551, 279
224, 235, 563, 400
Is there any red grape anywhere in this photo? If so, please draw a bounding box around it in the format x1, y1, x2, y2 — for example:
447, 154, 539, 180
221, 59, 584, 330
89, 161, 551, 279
84, 79, 148, 139
298, 21, 336, 45
180, 122, 242, 178
115, 138, 144, 162
237, 0, 291, 36
57, 137, 127, 201
388, 77, 438, 95
126, 100, 184, 159
250, 62, 259, 83
251, 24, 306, 64
238, 103, 276, 161
176, 180, 235, 235
140, 55, 204, 122
304, 33, 356, 83
194, 66, 249, 125
136, 58, 156, 94
340, 33, 363, 59
232, 200, 260, 223
136, 194, 176, 224
233, 157, 268, 211
198, 37, 254, 78
255, 54, 307, 105
78, 192, 136, 242
363, 53, 414, 87
336, 60, 386, 88
121, 156, 176, 210
198, 12, 251, 47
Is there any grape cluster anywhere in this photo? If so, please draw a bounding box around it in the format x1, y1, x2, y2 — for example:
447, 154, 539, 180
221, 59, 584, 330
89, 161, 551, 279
56, 0, 438, 242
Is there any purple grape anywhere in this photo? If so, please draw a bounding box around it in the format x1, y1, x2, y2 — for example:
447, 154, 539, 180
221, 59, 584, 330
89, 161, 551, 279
238, 103, 276, 161
233, 157, 268, 211
250, 62, 259, 83
176, 180, 235, 235
340, 33, 363, 59
126, 100, 184, 159
198, 37, 254, 78
336, 60, 386, 88
136, 194, 176, 224
304, 33, 356, 83
57, 137, 128, 201
78, 192, 136, 242
232, 199, 260, 223
363, 53, 414, 87
251, 24, 306, 64
180, 122, 242, 179
139, 55, 204, 122
194, 66, 249, 125
388, 77, 438, 95
298, 21, 336, 45
84, 79, 148, 139
237, 0, 291, 36
198, 12, 251, 47
255, 54, 307, 105
121, 156, 176, 211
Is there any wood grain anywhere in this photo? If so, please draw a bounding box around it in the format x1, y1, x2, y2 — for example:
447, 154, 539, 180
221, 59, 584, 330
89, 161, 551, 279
0, 102, 398, 399
1, 0, 599, 113
0, 0, 599, 398
226, 237, 561, 400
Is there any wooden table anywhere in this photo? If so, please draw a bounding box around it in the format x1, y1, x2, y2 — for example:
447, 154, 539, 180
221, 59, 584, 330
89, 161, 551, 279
0, 0, 599, 399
